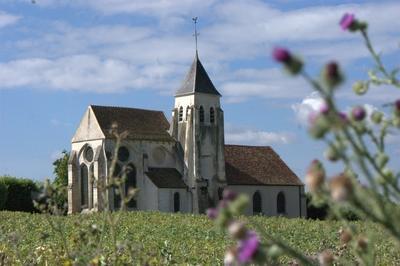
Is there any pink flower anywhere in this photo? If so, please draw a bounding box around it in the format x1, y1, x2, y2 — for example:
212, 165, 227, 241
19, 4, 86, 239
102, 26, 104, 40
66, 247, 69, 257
222, 189, 237, 201
320, 102, 330, 115
237, 231, 260, 263
206, 208, 218, 220
272, 47, 291, 63
340, 13, 355, 30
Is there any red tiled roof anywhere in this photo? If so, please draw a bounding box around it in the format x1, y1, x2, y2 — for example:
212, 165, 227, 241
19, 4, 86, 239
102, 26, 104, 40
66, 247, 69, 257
224, 145, 303, 186
91, 105, 173, 142
145, 168, 187, 188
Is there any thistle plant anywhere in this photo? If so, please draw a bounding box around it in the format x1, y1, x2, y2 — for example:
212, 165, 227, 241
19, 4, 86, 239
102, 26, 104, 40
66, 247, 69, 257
209, 13, 400, 265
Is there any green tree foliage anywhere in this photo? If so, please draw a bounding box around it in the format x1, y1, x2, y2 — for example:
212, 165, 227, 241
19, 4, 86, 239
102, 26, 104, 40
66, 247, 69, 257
53, 150, 69, 187
51, 150, 69, 212
0, 175, 38, 212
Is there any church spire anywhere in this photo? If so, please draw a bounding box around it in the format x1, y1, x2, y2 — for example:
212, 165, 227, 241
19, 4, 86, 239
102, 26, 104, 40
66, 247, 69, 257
192, 17, 199, 56
175, 17, 221, 97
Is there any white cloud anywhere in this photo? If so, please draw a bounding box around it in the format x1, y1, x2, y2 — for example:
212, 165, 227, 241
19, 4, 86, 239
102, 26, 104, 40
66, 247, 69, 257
0, 11, 20, 28
0, 55, 183, 92
225, 124, 295, 145
291, 92, 325, 126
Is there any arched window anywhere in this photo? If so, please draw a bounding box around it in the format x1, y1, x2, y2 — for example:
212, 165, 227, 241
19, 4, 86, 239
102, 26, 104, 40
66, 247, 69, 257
89, 164, 94, 209
186, 106, 190, 121
113, 163, 122, 210
277, 192, 286, 215
80, 164, 89, 208
253, 191, 262, 215
199, 106, 204, 123
210, 107, 215, 123
178, 106, 183, 122
125, 164, 137, 208
174, 192, 180, 212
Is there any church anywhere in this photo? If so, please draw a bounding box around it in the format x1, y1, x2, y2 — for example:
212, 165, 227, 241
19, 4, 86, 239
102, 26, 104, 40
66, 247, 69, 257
67, 52, 306, 218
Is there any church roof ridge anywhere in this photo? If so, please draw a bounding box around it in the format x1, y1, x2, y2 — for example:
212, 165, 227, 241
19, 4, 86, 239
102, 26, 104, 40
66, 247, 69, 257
175, 54, 221, 97
90, 104, 162, 113
225, 144, 273, 149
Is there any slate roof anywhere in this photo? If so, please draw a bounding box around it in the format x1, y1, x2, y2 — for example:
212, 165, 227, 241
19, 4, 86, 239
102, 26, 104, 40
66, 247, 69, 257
175, 54, 221, 96
90, 105, 173, 142
224, 145, 303, 186
145, 168, 187, 188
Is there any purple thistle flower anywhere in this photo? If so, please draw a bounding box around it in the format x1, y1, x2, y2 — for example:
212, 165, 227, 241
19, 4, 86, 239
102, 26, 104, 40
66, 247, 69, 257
222, 189, 237, 201
340, 13, 355, 30
351, 106, 366, 121
237, 231, 260, 263
206, 208, 218, 220
272, 47, 291, 63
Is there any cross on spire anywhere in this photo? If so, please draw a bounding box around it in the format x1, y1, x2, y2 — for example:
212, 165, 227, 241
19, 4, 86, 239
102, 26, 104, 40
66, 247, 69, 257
192, 17, 199, 55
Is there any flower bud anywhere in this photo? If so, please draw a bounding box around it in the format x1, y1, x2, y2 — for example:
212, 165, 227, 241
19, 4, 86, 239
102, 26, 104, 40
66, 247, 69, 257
339, 13, 367, 32
318, 250, 334, 266
224, 248, 236, 266
206, 208, 218, 220
272, 47, 291, 63
351, 106, 366, 121
267, 245, 282, 259
352, 81, 368, 95
357, 236, 368, 252
395, 99, 400, 115
371, 111, 383, 124
309, 114, 330, 139
305, 160, 325, 192
228, 221, 247, 240
272, 47, 303, 75
323, 61, 343, 88
330, 174, 353, 202
339, 228, 352, 244
223, 189, 237, 201
325, 146, 340, 162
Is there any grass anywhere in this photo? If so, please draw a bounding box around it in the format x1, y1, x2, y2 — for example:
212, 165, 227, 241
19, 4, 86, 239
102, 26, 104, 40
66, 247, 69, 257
0, 211, 399, 265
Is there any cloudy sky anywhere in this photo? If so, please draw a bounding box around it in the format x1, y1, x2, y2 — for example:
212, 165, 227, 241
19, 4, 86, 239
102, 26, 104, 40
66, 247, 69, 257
0, 0, 399, 181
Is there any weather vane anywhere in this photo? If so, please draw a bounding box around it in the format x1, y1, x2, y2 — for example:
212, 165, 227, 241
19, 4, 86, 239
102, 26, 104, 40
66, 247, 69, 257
192, 17, 199, 54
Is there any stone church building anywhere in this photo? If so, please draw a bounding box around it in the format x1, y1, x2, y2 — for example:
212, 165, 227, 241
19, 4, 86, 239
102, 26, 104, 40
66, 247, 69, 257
68, 53, 306, 217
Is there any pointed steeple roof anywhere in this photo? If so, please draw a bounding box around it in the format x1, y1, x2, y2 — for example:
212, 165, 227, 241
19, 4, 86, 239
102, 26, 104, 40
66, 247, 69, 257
175, 54, 221, 96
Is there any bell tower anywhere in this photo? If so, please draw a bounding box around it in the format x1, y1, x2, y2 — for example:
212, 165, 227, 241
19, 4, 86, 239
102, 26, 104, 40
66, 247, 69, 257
170, 52, 226, 214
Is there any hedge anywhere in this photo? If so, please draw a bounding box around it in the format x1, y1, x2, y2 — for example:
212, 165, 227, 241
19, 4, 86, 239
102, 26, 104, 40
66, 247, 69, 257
0, 176, 39, 212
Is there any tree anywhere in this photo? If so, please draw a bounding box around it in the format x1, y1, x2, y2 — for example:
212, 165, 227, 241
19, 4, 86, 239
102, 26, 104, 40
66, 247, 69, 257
51, 150, 69, 212
53, 150, 69, 187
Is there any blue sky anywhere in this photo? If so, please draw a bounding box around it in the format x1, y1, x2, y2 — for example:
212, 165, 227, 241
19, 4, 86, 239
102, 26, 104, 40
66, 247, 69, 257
0, 0, 399, 182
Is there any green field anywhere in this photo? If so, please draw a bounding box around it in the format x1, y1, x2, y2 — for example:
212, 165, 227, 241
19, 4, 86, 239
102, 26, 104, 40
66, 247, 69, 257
0, 211, 399, 265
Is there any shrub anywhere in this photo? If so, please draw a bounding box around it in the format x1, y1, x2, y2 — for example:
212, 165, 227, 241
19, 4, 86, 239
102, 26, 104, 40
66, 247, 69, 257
0, 176, 39, 212
0, 182, 7, 210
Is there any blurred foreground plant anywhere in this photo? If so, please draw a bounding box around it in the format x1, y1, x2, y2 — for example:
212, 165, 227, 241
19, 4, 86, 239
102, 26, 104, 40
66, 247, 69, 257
0, 126, 141, 265
210, 13, 400, 265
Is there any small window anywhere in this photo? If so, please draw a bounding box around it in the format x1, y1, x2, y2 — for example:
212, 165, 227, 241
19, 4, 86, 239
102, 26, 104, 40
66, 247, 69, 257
80, 164, 89, 208
253, 191, 262, 215
277, 192, 286, 215
174, 192, 180, 212
199, 106, 204, 123
118, 146, 130, 162
210, 107, 215, 123
186, 106, 190, 121
84, 146, 93, 162
179, 106, 183, 122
